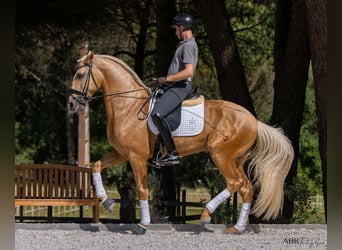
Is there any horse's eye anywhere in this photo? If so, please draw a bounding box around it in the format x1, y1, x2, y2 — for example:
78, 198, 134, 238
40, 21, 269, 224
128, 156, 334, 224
75, 72, 84, 79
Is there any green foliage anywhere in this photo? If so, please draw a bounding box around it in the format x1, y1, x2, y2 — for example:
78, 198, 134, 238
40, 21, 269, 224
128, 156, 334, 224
15, 122, 36, 165
15, 24, 78, 164
103, 163, 128, 187
248, 62, 274, 122
283, 69, 322, 223
227, 0, 276, 73
285, 177, 321, 224
298, 67, 321, 194
175, 152, 216, 188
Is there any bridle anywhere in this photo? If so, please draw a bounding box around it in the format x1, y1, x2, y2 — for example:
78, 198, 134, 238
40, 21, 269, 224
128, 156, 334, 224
68, 62, 99, 106
68, 62, 148, 107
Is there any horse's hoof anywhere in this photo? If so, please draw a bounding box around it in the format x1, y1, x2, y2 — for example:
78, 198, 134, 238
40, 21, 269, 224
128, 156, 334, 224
102, 198, 115, 213
132, 224, 148, 235
200, 208, 212, 226
223, 226, 242, 234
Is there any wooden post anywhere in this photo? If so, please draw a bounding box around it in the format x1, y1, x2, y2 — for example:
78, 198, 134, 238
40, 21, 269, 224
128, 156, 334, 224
181, 189, 186, 224
78, 40, 90, 168
176, 185, 180, 218
78, 41, 90, 219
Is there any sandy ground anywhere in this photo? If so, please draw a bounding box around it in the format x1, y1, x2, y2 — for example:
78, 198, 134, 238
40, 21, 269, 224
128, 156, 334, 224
15, 223, 327, 250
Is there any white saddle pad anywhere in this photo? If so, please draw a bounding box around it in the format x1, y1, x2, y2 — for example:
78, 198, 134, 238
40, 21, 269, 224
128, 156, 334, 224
148, 95, 205, 137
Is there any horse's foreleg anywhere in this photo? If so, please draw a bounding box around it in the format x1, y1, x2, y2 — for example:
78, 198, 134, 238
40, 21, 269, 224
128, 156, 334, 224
129, 158, 151, 235
92, 151, 126, 213
133, 199, 150, 234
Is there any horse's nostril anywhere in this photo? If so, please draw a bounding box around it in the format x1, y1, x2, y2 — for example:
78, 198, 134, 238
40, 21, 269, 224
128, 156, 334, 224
69, 102, 74, 109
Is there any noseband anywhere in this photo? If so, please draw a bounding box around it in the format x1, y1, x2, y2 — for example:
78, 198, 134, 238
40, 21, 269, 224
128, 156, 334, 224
68, 62, 99, 106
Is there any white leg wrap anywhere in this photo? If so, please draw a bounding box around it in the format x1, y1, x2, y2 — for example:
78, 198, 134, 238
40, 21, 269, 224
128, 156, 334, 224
205, 189, 230, 213
139, 200, 151, 225
234, 202, 251, 233
92, 172, 107, 199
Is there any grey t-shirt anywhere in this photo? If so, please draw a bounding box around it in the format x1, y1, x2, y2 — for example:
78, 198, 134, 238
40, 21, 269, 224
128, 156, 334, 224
167, 37, 198, 83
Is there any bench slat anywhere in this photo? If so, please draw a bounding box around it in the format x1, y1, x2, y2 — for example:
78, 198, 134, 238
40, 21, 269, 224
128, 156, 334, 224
38, 168, 42, 198
15, 199, 96, 206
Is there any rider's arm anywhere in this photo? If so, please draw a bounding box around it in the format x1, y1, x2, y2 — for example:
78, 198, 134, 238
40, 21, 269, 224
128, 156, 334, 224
166, 63, 194, 82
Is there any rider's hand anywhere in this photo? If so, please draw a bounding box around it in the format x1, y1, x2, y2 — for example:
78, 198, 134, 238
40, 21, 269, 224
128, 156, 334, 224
155, 77, 168, 86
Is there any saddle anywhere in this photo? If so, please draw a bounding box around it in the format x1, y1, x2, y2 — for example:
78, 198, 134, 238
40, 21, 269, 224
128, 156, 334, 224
147, 86, 205, 136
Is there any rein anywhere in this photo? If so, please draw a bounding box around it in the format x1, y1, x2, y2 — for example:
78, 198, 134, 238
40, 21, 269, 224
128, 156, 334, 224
68, 62, 149, 106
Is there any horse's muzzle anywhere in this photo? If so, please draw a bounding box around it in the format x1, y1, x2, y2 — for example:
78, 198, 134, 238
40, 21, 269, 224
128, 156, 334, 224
69, 99, 82, 114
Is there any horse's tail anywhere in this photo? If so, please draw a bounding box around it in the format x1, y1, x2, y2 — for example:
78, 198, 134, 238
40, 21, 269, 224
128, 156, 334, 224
246, 121, 294, 221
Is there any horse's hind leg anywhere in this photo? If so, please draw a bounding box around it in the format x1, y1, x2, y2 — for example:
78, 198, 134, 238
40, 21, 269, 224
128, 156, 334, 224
200, 152, 254, 234
93, 150, 127, 213
200, 155, 244, 227
225, 164, 254, 234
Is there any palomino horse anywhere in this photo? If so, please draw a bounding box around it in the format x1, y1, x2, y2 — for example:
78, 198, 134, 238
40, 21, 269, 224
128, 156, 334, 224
68, 51, 294, 234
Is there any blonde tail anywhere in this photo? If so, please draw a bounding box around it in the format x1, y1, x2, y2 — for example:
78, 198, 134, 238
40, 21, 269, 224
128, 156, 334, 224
246, 121, 294, 220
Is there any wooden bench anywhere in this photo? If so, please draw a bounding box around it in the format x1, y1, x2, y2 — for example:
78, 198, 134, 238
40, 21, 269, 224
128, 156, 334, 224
15, 164, 99, 223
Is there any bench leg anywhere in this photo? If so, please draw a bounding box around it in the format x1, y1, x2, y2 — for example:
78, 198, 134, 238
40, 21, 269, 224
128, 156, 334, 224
93, 200, 100, 223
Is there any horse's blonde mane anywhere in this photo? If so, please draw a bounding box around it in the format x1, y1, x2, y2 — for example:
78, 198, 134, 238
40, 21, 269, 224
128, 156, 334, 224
95, 54, 150, 91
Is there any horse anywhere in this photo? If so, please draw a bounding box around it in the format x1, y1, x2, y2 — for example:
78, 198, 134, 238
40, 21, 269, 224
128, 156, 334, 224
68, 51, 294, 234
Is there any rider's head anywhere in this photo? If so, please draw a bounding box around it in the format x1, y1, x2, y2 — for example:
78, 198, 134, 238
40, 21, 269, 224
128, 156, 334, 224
171, 13, 194, 40
172, 13, 194, 30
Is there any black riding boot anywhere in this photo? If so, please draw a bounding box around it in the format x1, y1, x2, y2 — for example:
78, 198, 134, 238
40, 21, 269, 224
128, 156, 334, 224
152, 113, 180, 166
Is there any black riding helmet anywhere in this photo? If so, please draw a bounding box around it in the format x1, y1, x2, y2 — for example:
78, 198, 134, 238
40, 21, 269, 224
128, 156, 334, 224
172, 13, 194, 30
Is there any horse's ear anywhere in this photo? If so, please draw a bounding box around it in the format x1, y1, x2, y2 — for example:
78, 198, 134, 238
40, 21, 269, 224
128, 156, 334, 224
88, 51, 94, 61
77, 51, 95, 64
84, 51, 94, 64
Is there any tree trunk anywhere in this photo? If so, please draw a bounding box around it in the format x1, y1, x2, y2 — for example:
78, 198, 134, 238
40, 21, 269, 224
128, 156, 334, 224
156, 0, 177, 76
304, 0, 327, 222
198, 0, 255, 115
153, 0, 177, 222
270, 0, 311, 223
134, 0, 152, 79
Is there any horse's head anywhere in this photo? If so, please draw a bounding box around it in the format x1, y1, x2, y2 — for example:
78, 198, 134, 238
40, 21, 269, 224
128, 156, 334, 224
68, 51, 103, 113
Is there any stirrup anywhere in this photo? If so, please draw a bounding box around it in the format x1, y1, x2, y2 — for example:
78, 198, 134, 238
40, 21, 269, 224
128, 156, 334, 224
154, 152, 181, 167
152, 134, 163, 167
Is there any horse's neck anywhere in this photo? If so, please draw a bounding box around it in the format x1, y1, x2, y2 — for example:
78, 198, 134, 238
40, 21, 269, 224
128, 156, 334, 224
102, 74, 149, 118
95, 56, 150, 121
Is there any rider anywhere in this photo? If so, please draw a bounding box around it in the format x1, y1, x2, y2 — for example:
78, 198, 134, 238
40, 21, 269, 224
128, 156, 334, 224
151, 13, 198, 166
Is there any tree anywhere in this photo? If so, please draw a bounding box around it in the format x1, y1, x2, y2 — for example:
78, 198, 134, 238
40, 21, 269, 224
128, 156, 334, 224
271, 0, 311, 222
156, 0, 177, 76
152, 0, 178, 222
304, 0, 327, 221
113, 0, 156, 79
198, 0, 256, 115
